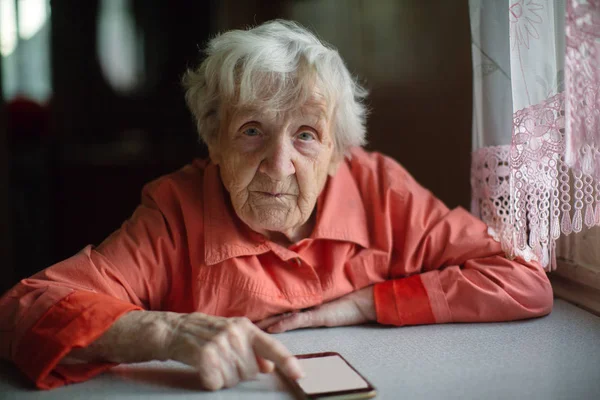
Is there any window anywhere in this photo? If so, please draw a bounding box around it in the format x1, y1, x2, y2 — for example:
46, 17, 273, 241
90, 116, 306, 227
1, 0, 51, 102
96, 0, 146, 95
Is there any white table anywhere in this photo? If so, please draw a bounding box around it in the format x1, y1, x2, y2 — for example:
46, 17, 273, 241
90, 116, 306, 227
1, 299, 599, 400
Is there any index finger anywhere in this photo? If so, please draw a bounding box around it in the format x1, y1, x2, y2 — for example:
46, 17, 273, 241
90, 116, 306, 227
251, 330, 304, 380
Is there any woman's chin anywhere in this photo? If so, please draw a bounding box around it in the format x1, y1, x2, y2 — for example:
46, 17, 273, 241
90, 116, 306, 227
252, 220, 291, 234
246, 213, 296, 235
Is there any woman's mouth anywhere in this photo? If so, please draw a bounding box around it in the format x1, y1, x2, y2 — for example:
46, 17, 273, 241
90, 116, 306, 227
259, 192, 284, 198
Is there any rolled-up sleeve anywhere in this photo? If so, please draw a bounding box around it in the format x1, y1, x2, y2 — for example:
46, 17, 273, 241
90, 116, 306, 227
0, 180, 182, 389
373, 161, 553, 326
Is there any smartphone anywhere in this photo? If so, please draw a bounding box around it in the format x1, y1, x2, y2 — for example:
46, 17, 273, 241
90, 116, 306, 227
278, 352, 377, 399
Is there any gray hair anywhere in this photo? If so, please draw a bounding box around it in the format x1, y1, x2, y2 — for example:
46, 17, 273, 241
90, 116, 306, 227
182, 20, 368, 155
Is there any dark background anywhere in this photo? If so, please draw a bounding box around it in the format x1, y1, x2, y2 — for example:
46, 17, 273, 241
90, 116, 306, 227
0, 0, 472, 293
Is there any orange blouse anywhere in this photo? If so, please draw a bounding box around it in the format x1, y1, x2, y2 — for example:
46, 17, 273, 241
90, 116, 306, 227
0, 147, 553, 389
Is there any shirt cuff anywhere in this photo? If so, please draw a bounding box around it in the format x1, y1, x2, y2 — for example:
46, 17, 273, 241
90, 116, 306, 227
374, 274, 436, 326
14, 290, 142, 389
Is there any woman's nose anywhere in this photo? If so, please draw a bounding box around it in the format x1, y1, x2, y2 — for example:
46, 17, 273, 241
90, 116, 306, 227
259, 139, 295, 181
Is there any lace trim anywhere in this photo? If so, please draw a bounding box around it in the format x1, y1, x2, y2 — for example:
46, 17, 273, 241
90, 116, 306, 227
472, 92, 600, 271
564, 0, 600, 179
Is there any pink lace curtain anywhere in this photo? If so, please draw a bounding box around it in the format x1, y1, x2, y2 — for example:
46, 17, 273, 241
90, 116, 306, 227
470, 0, 600, 270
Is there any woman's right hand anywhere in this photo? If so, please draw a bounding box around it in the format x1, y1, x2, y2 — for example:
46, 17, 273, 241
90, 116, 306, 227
162, 312, 304, 390
62, 310, 303, 391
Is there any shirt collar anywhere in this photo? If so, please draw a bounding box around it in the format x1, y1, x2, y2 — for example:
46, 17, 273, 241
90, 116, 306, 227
203, 160, 370, 265
310, 160, 370, 248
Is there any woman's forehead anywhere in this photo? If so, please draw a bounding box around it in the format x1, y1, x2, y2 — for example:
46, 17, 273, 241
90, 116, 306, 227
231, 96, 329, 122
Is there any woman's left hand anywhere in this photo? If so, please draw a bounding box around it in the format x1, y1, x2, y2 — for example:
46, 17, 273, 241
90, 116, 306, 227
256, 286, 377, 333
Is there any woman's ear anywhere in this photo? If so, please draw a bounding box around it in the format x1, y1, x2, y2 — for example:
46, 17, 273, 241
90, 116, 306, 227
208, 108, 230, 165
327, 151, 343, 176
207, 138, 221, 165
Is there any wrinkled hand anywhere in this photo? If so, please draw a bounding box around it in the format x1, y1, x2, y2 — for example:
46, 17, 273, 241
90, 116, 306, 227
257, 286, 376, 333
164, 313, 304, 390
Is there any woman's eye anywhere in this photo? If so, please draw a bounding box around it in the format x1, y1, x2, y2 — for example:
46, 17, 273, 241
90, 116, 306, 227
243, 127, 260, 137
297, 132, 315, 141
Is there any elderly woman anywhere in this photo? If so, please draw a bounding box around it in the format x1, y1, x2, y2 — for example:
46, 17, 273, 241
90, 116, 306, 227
0, 20, 552, 391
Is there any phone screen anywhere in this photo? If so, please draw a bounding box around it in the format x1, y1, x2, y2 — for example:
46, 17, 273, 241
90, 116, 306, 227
295, 354, 371, 395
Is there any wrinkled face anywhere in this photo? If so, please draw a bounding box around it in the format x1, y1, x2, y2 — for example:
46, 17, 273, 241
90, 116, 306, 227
209, 95, 339, 242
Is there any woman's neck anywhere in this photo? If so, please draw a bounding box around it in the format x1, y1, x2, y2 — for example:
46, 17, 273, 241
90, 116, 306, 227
264, 210, 316, 247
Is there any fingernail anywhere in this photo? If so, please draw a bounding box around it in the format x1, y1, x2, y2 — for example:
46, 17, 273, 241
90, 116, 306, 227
268, 325, 282, 333
286, 357, 304, 379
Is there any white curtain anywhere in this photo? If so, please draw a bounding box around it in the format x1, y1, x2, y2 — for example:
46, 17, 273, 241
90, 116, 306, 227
470, 0, 600, 270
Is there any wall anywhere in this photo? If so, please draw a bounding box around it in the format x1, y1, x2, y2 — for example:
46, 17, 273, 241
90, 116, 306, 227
0, 54, 13, 293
